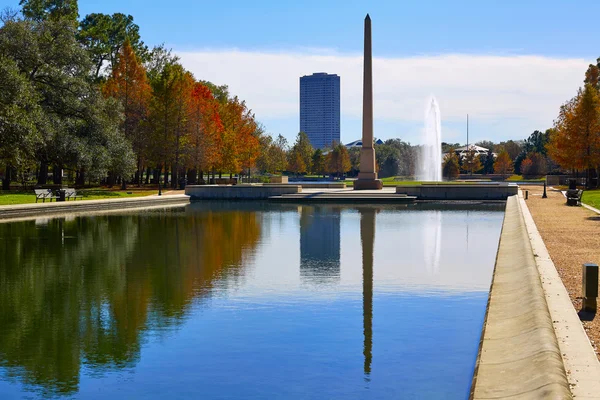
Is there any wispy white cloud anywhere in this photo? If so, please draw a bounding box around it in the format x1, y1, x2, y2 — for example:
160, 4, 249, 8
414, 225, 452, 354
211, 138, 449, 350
176, 49, 588, 143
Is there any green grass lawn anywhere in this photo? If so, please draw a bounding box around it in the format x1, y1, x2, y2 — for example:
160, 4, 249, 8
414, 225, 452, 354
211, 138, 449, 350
582, 189, 600, 209
0, 189, 151, 206
345, 177, 501, 187
506, 175, 546, 182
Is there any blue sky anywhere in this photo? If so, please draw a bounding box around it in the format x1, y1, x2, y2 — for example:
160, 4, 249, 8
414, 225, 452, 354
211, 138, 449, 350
2, 0, 598, 145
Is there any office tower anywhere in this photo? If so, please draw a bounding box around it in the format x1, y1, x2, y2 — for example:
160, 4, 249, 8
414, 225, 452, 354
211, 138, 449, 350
299, 73, 341, 149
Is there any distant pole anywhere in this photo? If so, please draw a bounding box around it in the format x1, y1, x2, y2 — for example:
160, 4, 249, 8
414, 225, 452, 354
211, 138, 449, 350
467, 114, 469, 150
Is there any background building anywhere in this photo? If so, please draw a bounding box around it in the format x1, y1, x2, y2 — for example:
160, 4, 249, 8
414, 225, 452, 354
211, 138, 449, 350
299, 73, 341, 149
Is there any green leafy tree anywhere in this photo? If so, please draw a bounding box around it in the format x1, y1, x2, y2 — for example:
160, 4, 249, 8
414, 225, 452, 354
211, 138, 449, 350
287, 149, 306, 176
463, 148, 482, 175
20, 0, 78, 23
148, 62, 189, 187
327, 143, 351, 178
475, 140, 495, 152
482, 149, 495, 174
584, 59, 600, 91
269, 134, 288, 173
0, 16, 135, 185
312, 149, 326, 177
0, 55, 41, 189
497, 140, 523, 161
256, 134, 273, 173
290, 132, 313, 174
375, 139, 415, 178
441, 142, 461, 153
78, 13, 148, 79
348, 147, 360, 176
524, 130, 550, 155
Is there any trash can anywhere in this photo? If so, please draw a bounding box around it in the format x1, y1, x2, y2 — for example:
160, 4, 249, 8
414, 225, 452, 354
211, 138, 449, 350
178, 177, 186, 190
58, 189, 66, 202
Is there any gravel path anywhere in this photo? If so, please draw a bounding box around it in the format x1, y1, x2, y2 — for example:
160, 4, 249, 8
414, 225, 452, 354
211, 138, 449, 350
524, 185, 600, 359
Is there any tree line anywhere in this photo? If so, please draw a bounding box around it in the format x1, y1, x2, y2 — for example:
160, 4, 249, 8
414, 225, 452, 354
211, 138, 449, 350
0, 0, 261, 190
442, 57, 600, 186
547, 59, 600, 187
440, 129, 559, 180
256, 132, 417, 179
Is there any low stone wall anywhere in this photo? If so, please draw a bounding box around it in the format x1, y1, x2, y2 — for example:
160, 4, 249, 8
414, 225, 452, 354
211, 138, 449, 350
185, 184, 301, 200
302, 183, 346, 189
470, 196, 571, 399
263, 183, 346, 189
545, 175, 588, 186
396, 183, 517, 200
269, 176, 288, 184
0, 195, 190, 222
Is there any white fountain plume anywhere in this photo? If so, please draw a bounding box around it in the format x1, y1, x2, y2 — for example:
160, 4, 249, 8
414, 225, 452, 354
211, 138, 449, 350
417, 97, 442, 182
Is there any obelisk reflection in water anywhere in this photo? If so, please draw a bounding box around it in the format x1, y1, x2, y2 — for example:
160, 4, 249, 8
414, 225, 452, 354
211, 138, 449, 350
359, 208, 375, 377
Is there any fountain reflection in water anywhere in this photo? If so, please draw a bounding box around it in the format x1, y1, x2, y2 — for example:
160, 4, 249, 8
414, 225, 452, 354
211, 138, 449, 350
423, 210, 443, 276
418, 97, 442, 181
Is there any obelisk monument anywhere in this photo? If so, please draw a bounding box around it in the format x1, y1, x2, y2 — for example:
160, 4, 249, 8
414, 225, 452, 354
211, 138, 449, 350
354, 14, 383, 190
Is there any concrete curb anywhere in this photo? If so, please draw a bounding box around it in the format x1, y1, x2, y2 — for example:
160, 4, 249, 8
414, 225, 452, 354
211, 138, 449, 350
582, 203, 600, 215
0, 195, 190, 222
471, 196, 572, 399
520, 191, 600, 398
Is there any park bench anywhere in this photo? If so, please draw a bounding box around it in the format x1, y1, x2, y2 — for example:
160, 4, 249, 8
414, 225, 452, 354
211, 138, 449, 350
566, 189, 584, 206
64, 188, 83, 201
566, 179, 584, 206
34, 189, 59, 203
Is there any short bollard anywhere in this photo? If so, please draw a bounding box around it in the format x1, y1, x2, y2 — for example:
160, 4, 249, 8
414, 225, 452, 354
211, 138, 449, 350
525, 190, 529, 200
582, 263, 599, 312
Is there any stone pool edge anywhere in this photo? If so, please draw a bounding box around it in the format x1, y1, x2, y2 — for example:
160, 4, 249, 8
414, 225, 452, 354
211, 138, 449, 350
470, 196, 572, 399
0, 194, 190, 223
519, 190, 600, 398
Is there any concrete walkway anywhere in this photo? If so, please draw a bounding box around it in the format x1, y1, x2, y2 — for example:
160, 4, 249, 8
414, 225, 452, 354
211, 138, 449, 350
471, 196, 571, 399
520, 190, 600, 399
0, 194, 190, 222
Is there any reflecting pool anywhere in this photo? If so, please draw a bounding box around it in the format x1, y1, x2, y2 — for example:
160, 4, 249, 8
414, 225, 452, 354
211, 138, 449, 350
0, 202, 504, 399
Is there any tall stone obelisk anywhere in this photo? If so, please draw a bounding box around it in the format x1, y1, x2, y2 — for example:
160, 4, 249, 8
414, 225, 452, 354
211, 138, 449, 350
354, 14, 383, 190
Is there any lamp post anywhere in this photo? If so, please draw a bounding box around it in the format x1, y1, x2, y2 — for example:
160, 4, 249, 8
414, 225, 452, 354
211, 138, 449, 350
542, 181, 547, 198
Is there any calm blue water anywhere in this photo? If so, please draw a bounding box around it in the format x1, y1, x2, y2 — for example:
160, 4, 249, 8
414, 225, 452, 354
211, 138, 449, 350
0, 203, 504, 399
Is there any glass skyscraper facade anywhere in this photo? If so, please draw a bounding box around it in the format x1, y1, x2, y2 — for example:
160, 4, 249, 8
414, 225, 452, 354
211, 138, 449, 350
299, 73, 340, 149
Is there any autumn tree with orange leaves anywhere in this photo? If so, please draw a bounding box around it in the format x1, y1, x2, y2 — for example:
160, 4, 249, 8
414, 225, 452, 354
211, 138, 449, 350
0, 2, 266, 189
186, 82, 223, 183
217, 96, 260, 180
494, 149, 513, 178
103, 38, 151, 185
548, 83, 600, 187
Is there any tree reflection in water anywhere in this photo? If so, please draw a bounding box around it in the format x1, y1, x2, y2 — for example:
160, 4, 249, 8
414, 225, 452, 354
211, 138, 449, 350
0, 207, 261, 396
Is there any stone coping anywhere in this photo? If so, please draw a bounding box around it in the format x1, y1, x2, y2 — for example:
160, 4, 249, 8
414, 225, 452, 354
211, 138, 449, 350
396, 184, 518, 200
185, 184, 301, 200
519, 191, 600, 398
470, 196, 571, 399
396, 182, 518, 187
263, 183, 346, 189
0, 195, 190, 222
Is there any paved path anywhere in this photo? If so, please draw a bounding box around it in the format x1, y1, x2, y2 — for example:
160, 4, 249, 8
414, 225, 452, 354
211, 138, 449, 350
523, 185, 600, 363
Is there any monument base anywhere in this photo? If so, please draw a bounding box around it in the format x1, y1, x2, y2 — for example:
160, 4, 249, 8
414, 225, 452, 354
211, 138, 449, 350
354, 179, 383, 190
